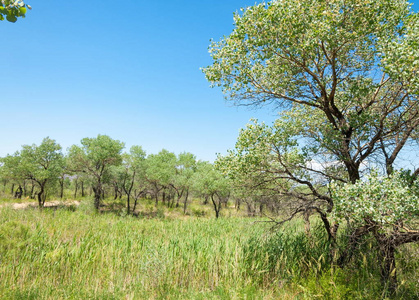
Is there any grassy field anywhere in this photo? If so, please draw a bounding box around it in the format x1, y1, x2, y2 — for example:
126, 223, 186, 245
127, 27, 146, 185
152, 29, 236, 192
0, 198, 418, 299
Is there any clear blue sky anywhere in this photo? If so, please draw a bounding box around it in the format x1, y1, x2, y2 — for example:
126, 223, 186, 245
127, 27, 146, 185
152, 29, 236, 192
1, 1, 418, 163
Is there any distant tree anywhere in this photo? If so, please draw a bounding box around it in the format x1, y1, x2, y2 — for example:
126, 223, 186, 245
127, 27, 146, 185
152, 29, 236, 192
173, 152, 197, 213
2, 137, 64, 207
57, 155, 69, 199
68, 135, 124, 210
0, 154, 22, 197
0, 0, 31, 22
145, 149, 177, 206
192, 162, 230, 219
117, 145, 147, 214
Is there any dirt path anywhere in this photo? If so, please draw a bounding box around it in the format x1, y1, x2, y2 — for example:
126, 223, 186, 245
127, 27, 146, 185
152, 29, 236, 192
0, 200, 81, 209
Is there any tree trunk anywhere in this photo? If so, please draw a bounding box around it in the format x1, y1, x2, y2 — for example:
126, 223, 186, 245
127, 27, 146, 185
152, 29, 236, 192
74, 178, 78, 199
114, 184, 118, 200
93, 185, 102, 210
81, 181, 85, 197
14, 185, 23, 199
37, 184, 45, 208
183, 190, 189, 214
23, 180, 27, 197
211, 194, 220, 219
127, 194, 130, 214
235, 198, 241, 211
30, 181, 35, 199
379, 244, 397, 294
60, 179, 64, 199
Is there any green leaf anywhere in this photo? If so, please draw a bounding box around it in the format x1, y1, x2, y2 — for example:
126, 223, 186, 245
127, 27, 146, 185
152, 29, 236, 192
6, 14, 17, 22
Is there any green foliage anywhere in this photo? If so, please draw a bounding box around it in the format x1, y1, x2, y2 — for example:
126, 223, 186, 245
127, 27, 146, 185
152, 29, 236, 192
192, 161, 230, 197
19, 137, 64, 184
332, 172, 419, 227
145, 149, 177, 187
203, 0, 411, 105
1, 137, 64, 205
68, 135, 124, 208
0, 0, 31, 22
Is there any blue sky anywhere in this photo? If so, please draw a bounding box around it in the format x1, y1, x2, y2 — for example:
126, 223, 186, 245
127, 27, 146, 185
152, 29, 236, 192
1, 0, 418, 163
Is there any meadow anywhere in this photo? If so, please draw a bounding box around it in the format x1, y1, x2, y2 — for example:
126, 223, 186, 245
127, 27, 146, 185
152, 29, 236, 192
0, 198, 418, 299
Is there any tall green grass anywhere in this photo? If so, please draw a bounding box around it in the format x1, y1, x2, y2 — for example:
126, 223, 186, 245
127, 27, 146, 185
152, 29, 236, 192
0, 204, 417, 299
0, 206, 283, 299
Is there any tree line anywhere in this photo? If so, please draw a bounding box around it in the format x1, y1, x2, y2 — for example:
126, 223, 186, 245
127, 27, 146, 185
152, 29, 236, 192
0, 135, 236, 218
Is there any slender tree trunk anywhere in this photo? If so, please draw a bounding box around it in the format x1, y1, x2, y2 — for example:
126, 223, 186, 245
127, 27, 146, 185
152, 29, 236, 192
11, 183, 15, 196
183, 190, 189, 214
23, 180, 27, 197
30, 181, 35, 199
14, 185, 23, 199
133, 197, 138, 213
235, 198, 241, 211
379, 244, 397, 293
37, 183, 45, 208
81, 181, 85, 197
211, 194, 220, 219
74, 178, 78, 199
114, 184, 118, 200
60, 179, 64, 199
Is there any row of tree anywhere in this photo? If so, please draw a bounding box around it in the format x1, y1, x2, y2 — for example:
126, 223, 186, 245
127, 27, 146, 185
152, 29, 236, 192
0, 135, 234, 218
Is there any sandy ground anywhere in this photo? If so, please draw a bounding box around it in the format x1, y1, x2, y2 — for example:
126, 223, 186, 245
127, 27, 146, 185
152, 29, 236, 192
0, 200, 80, 209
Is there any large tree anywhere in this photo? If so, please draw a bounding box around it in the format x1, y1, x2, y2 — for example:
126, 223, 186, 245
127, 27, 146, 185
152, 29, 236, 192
204, 0, 419, 289
68, 135, 124, 210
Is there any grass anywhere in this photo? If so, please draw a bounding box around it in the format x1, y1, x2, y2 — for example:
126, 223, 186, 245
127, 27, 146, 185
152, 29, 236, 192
0, 198, 418, 299
0, 205, 281, 299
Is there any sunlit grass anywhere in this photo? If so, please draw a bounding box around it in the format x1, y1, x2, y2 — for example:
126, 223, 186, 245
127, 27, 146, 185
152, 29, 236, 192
0, 200, 418, 299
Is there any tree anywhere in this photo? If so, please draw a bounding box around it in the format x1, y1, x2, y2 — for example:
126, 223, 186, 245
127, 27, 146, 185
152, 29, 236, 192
145, 149, 177, 207
68, 135, 124, 210
118, 145, 147, 214
332, 172, 419, 290
204, 0, 419, 289
192, 161, 231, 219
0, 0, 31, 22
2, 137, 64, 207
173, 152, 197, 213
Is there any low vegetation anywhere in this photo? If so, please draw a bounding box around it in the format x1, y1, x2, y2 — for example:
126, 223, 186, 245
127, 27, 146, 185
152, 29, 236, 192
0, 197, 418, 299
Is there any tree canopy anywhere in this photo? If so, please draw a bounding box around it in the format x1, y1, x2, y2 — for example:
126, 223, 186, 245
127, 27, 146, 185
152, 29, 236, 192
68, 135, 125, 210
